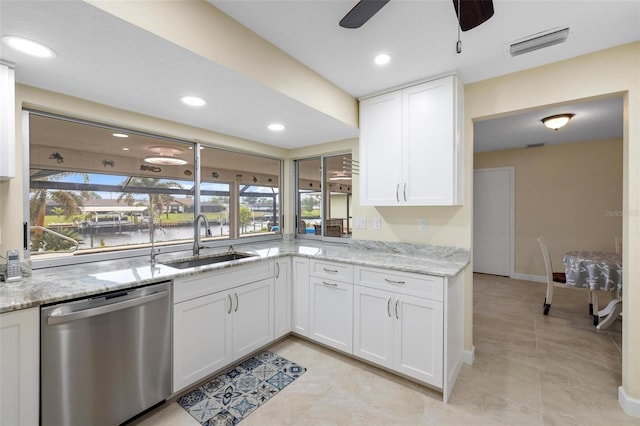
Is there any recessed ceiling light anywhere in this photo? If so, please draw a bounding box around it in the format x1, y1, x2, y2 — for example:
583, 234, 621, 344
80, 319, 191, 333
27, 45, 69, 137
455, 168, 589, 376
268, 123, 285, 131
374, 54, 390, 66
180, 96, 207, 107
2, 36, 57, 58
112, 133, 128, 138
122, 147, 130, 151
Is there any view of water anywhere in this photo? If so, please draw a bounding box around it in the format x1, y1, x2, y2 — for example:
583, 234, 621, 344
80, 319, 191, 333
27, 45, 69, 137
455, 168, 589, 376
76, 222, 270, 249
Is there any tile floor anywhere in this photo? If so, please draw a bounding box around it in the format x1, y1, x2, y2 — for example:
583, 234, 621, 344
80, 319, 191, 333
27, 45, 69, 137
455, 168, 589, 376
133, 274, 639, 425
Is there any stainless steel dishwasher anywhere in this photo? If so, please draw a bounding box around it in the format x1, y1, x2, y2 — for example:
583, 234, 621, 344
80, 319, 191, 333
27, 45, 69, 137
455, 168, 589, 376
41, 281, 171, 426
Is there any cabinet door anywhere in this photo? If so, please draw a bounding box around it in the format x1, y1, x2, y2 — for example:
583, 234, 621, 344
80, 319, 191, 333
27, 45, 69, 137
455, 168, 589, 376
309, 278, 353, 353
393, 294, 444, 387
292, 257, 310, 336
0, 308, 39, 426
173, 291, 232, 392
232, 278, 274, 360
359, 91, 403, 206
274, 258, 292, 339
402, 77, 456, 206
353, 286, 394, 369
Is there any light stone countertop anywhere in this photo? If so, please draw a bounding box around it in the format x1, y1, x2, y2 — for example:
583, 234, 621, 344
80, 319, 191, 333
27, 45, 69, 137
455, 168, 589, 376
0, 239, 470, 314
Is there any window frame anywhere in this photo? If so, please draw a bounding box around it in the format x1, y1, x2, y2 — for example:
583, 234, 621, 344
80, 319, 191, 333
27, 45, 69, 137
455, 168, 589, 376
23, 110, 283, 269
294, 152, 352, 242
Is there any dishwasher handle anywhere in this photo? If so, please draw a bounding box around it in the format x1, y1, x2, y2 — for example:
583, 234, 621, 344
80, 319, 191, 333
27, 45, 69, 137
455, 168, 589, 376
47, 290, 169, 325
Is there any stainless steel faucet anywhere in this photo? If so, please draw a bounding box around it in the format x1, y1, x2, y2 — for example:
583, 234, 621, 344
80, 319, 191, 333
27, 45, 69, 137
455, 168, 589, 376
149, 220, 166, 264
193, 214, 211, 256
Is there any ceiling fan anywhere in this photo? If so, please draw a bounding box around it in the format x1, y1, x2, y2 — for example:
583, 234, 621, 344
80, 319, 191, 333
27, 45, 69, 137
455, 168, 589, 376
339, 0, 494, 31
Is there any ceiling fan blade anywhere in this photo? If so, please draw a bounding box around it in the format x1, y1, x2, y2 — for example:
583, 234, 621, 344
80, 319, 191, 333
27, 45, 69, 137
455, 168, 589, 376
452, 0, 494, 32
339, 0, 390, 29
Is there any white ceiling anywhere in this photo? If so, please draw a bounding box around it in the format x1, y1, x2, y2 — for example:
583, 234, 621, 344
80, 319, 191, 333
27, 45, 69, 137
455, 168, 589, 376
1, 0, 638, 151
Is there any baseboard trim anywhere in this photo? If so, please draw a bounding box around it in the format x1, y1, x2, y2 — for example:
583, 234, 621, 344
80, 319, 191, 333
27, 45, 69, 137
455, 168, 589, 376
463, 345, 475, 365
510, 273, 546, 283
619, 386, 640, 418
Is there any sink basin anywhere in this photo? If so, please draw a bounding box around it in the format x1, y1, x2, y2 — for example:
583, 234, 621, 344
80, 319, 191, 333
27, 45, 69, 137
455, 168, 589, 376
162, 252, 256, 269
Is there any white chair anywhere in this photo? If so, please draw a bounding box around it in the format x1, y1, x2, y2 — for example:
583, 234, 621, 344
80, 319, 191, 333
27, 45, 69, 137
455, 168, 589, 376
537, 236, 567, 315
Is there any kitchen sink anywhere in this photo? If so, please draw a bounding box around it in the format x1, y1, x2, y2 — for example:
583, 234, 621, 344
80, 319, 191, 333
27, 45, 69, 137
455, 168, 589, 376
162, 252, 256, 269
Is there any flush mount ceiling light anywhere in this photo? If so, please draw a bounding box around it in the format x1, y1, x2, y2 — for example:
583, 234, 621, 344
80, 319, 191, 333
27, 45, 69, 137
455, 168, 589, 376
541, 113, 574, 131
144, 146, 188, 165
374, 54, 390, 66
2, 35, 57, 58
180, 96, 207, 107
112, 133, 128, 138
510, 27, 571, 57
268, 123, 285, 131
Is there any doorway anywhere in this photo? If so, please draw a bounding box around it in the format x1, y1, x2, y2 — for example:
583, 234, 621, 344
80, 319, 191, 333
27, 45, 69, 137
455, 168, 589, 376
473, 167, 514, 276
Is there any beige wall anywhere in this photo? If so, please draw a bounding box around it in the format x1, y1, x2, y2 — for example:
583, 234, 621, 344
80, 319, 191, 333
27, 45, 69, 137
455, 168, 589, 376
467, 42, 640, 407
475, 138, 623, 277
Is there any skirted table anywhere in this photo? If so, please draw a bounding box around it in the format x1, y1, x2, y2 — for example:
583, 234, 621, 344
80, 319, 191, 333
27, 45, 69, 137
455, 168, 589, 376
563, 251, 622, 329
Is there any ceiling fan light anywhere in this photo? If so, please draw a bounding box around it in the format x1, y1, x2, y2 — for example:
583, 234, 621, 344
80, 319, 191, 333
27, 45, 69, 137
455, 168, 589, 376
329, 171, 352, 181
144, 155, 188, 166
541, 113, 574, 130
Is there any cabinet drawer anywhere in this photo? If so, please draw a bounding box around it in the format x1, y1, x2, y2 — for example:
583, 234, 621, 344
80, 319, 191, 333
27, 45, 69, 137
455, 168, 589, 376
354, 266, 443, 301
309, 259, 353, 283
174, 260, 272, 303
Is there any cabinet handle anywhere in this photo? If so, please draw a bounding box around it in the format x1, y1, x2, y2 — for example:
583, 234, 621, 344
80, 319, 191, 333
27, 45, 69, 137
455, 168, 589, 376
323, 268, 339, 273
275, 262, 280, 278
322, 281, 338, 287
387, 297, 392, 317
234, 293, 239, 312
385, 278, 406, 285
403, 183, 407, 202
395, 298, 399, 319
227, 294, 232, 314
396, 184, 400, 203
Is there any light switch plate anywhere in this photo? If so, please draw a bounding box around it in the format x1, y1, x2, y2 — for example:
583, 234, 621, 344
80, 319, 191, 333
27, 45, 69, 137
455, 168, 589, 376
418, 218, 428, 232
373, 217, 381, 230
354, 217, 367, 229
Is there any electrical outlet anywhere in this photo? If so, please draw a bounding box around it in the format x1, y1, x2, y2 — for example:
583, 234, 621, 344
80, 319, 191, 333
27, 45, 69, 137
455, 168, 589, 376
373, 217, 381, 230
354, 217, 367, 229
418, 218, 428, 232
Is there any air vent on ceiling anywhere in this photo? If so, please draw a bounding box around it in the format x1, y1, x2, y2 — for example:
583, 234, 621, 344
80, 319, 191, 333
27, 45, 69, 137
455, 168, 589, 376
510, 27, 571, 57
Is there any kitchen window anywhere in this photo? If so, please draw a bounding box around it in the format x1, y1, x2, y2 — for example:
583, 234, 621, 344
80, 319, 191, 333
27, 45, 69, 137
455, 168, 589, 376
295, 153, 353, 239
26, 111, 281, 266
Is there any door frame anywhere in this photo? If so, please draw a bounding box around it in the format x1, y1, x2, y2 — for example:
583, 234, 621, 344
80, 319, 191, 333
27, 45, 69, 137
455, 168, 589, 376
473, 166, 515, 277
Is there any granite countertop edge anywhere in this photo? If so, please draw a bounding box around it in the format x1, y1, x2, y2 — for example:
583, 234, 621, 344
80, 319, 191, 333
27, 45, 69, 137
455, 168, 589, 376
1, 239, 470, 314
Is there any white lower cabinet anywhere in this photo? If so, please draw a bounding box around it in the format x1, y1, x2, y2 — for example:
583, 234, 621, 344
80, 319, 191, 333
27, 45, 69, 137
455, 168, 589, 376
232, 278, 274, 359
173, 263, 274, 393
173, 289, 232, 392
0, 307, 39, 426
309, 277, 353, 353
354, 266, 449, 392
393, 293, 443, 386
274, 258, 292, 339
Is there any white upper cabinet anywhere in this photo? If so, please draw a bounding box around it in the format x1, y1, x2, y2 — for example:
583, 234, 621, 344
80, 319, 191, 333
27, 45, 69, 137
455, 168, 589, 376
359, 75, 463, 206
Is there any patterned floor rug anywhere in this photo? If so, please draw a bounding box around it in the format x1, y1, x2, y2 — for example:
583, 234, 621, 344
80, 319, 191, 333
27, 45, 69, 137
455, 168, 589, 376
177, 351, 306, 425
